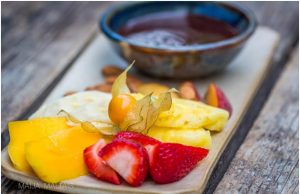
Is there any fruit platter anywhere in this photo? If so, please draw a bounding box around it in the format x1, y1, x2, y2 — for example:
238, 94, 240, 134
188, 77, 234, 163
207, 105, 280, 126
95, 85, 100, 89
5, 62, 229, 184
1, 24, 280, 194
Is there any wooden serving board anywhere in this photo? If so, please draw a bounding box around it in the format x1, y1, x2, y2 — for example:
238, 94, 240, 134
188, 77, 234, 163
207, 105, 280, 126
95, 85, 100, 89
1, 27, 279, 194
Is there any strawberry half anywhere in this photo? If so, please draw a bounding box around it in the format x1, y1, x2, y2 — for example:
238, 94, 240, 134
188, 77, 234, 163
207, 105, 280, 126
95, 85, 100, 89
83, 139, 121, 185
114, 131, 161, 146
99, 139, 149, 187
150, 143, 209, 184
114, 131, 161, 159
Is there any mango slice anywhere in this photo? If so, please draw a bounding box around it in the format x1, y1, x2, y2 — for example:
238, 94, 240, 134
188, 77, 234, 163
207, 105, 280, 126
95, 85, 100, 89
25, 126, 101, 183
8, 117, 70, 173
148, 127, 212, 149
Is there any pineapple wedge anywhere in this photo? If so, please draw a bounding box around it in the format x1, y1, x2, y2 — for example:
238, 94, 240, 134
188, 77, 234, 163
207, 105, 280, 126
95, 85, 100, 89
31, 91, 229, 132
130, 93, 228, 131
148, 127, 211, 149
155, 98, 229, 132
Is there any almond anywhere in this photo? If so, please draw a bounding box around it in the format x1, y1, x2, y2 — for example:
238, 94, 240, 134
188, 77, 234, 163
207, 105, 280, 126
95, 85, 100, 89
105, 75, 118, 84
101, 66, 123, 77
104, 74, 143, 93
85, 83, 112, 93
63, 91, 76, 97
127, 75, 143, 93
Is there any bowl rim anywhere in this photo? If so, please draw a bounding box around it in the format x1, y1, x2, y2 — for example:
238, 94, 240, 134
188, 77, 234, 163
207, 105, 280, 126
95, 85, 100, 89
100, 1, 257, 52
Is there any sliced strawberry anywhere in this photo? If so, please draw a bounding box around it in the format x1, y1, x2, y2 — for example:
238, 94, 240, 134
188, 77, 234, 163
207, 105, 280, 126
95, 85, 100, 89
114, 131, 161, 146
83, 139, 121, 185
99, 139, 148, 187
150, 143, 209, 184
114, 131, 161, 158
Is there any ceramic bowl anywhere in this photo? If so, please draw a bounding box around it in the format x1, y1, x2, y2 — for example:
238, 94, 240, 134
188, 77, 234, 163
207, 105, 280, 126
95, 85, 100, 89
100, 2, 257, 78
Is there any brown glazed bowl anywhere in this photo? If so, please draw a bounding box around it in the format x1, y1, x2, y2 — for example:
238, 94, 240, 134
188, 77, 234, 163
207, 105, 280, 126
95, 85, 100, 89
100, 2, 257, 79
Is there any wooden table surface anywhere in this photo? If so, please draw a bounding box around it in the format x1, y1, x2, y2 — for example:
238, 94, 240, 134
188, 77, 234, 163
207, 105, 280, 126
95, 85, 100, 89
1, 2, 299, 194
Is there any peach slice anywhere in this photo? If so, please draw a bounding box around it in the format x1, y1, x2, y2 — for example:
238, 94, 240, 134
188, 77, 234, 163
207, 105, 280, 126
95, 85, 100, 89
178, 81, 201, 101
205, 83, 232, 116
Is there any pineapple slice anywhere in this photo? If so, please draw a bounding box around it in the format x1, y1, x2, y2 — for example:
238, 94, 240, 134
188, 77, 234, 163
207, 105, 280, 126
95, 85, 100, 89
30, 92, 228, 135
155, 98, 229, 132
148, 127, 211, 149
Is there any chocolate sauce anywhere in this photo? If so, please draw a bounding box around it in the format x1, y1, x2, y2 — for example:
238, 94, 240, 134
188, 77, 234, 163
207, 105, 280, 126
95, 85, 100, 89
118, 11, 238, 47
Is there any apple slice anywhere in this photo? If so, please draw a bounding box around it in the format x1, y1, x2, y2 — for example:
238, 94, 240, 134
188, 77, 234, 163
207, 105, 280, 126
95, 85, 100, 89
178, 81, 201, 101
205, 83, 232, 116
